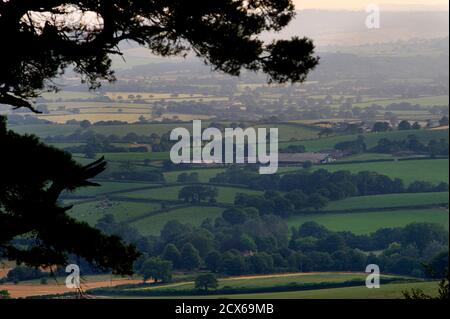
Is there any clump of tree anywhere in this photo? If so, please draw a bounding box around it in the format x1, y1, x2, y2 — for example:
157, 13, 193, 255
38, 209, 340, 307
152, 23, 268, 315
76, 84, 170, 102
1, 266, 47, 284
372, 122, 392, 132
211, 167, 447, 208
139, 257, 172, 283
334, 136, 367, 155
370, 135, 449, 157
0, 290, 11, 299
195, 274, 219, 292
178, 185, 218, 203
149, 212, 448, 278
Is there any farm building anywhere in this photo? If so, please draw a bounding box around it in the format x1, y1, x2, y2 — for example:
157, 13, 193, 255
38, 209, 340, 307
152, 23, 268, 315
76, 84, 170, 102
278, 152, 335, 164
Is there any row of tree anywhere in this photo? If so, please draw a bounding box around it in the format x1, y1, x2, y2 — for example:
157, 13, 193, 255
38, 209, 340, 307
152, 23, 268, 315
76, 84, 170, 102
211, 167, 448, 200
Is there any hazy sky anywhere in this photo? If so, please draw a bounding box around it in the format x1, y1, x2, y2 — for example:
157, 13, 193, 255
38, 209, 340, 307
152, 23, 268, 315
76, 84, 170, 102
293, 0, 449, 10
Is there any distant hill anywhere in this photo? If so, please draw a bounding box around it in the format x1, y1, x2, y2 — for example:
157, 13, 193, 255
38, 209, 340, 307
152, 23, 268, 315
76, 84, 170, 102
274, 10, 449, 47
113, 10, 449, 70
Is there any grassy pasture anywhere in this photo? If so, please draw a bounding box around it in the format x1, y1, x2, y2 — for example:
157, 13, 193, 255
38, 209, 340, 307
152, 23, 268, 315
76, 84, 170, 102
68, 200, 164, 225
8, 124, 79, 137
36, 113, 151, 124
354, 95, 449, 108
324, 192, 449, 211
131, 272, 397, 292
254, 123, 320, 142
286, 208, 449, 234
319, 159, 449, 185
68, 181, 156, 197
280, 129, 449, 152
197, 281, 439, 299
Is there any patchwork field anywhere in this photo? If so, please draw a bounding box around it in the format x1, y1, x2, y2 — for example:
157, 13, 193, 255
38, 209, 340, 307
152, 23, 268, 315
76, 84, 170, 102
286, 208, 449, 234
68, 201, 165, 225
354, 95, 449, 108
319, 159, 449, 185
193, 281, 440, 299
280, 129, 449, 152
323, 192, 449, 211
129, 272, 394, 293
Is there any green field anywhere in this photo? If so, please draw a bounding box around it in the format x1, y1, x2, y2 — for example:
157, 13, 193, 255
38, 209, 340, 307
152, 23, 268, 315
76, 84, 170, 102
197, 281, 439, 299
69, 181, 156, 197
91, 123, 193, 136
280, 129, 449, 152
131, 272, 397, 293
338, 153, 406, 162
121, 185, 262, 203
8, 124, 79, 137
324, 192, 448, 211
319, 159, 449, 185
68, 200, 164, 225
354, 95, 449, 108
286, 208, 449, 234
97, 152, 170, 162
254, 123, 320, 142
130, 206, 225, 236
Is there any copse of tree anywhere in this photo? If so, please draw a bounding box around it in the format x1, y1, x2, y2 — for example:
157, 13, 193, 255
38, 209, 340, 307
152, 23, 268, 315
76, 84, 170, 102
0, 116, 139, 275
95, 214, 152, 253
180, 243, 202, 270
178, 185, 218, 203
162, 244, 182, 269
222, 208, 248, 225
153, 209, 448, 278
398, 120, 412, 131
0, 290, 11, 299
371, 135, 449, 156
5, 265, 47, 283
372, 122, 391, 132
318, 128, 334, 138
80, 120, 92, 130
205, 251, 223, 273
216, 167, 449, 205
139, 257, 172, 283
195, 273, 219, 292
334, 136, 367, 155
439, 116, 449, 127
302, 161, 313, 169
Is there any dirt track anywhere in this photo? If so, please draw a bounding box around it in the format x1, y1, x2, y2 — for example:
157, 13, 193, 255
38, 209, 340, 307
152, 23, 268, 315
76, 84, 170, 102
1, 278, 141, 298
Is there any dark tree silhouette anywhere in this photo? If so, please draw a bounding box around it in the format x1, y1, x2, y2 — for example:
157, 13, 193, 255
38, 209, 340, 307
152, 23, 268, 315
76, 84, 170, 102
0, 116, 139, 274
0, 0, 318, 112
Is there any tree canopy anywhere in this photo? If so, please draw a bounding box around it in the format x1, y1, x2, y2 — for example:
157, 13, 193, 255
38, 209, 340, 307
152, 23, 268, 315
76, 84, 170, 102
0, 0, 319, 112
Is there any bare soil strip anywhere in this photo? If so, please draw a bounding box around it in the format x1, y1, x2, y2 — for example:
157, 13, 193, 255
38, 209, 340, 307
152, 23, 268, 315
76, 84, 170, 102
1, 278, 141, 298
